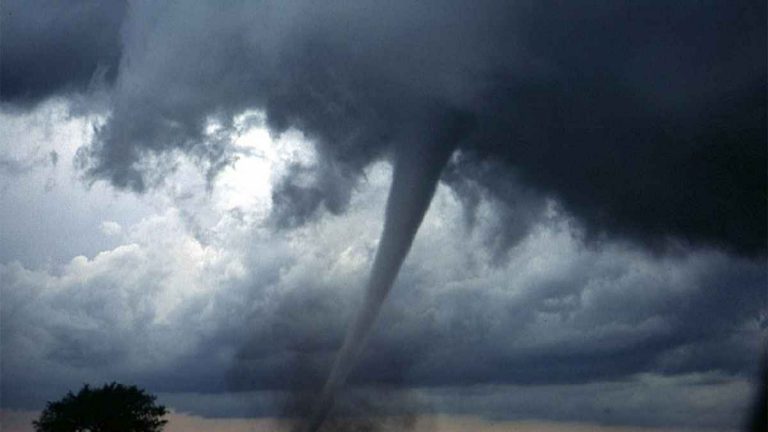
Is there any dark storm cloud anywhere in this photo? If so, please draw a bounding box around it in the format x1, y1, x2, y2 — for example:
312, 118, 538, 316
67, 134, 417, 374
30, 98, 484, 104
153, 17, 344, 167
459, 0, 766, 256
2, 2, 765, 429
442, 156, 552, 263
3, 0, 764, 254
0, 0, 126, 107
270, 161, 356, 229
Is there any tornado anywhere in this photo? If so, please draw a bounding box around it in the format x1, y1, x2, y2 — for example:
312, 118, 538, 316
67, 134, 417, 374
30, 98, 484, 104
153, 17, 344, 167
299, 110, 473, 432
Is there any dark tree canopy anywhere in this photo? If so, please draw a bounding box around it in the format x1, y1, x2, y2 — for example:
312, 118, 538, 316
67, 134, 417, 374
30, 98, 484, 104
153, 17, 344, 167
33, 383, 168, 432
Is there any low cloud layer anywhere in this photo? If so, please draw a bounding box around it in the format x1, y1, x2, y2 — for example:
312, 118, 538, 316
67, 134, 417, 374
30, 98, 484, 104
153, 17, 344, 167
1, 103, 764, 430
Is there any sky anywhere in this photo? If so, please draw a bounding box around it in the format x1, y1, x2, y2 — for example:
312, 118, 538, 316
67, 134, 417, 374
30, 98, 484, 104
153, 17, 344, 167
0, 1, 766, 432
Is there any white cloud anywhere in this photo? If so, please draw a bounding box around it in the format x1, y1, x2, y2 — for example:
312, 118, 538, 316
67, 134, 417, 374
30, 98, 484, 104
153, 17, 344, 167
99, 221, 123, 236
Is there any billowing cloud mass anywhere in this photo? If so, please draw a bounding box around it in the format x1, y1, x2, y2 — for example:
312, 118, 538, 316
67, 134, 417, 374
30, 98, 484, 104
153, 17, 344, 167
1, 102, 765, 431
4, 0, 764, 254
1, 1, 766, 431
1, 0, 126, 107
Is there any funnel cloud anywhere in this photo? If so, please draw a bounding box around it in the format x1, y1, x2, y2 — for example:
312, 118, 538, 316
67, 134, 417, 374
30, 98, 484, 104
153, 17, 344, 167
298, 109, 473, 431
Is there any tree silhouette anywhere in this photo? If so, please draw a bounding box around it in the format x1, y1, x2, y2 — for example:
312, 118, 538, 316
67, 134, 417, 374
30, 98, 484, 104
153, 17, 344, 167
33, 383, 168, 432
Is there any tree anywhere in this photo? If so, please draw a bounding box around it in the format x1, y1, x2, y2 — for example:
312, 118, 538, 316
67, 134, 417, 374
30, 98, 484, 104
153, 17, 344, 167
33, 383, 168, 432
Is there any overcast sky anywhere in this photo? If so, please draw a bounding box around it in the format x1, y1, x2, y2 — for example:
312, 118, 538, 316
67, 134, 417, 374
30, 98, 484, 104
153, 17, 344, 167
1, 2, 765, 432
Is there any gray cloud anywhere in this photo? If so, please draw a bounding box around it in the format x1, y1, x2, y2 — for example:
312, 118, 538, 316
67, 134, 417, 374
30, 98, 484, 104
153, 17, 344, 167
0, 0, 126, 107
0, 155, 48, 176
3, 0, 763, 254
0, 103, 156, 266
1, 2, 766, 429
269, 160, 356, 229
2, 167, 763, 429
